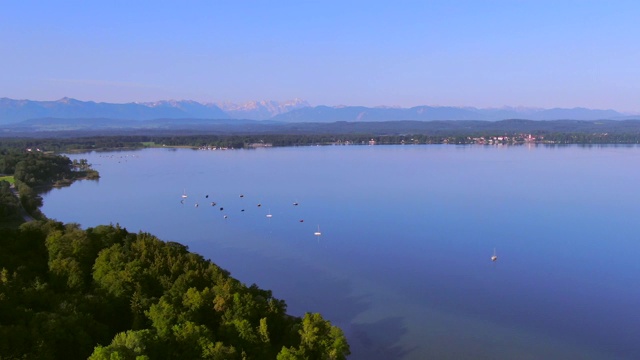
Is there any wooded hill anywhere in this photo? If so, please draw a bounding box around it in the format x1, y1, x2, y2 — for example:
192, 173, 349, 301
0, 151, 350, 360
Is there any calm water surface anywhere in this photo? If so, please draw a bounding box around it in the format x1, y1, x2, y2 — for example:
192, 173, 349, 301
41, 145, 640, 360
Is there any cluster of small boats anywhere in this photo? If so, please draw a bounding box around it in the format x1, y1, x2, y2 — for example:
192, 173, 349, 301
180, 191, 501, 255
180, 190, 322, 238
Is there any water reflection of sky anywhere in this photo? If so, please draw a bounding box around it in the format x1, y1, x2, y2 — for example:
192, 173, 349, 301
42, 145, 640, 360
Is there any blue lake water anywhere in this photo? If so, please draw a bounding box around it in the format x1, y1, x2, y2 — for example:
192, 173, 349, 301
41, 145, 640, 359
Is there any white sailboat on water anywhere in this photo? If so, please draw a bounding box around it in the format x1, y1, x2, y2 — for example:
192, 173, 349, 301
181, 189, 188, 199
491, 248, 498, 262
314, 225, 322, 237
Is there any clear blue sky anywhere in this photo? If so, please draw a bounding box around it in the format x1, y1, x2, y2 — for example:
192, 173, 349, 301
1, 1, 639, 112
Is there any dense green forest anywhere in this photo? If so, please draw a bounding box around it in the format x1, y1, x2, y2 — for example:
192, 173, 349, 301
0, 151, 350, 359
0, 180, 21, 223
0, 222, 349, 359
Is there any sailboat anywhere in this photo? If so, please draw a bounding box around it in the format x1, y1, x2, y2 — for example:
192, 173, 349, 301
181, 189, 188, 199
314, 225, 322, 237
266, 209, 273, 218
491, 248, 498, 262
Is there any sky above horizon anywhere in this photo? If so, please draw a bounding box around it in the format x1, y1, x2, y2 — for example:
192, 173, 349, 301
1, 1, 639, 112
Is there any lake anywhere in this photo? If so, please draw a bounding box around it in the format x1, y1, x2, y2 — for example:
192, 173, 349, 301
41, 144, 640, 360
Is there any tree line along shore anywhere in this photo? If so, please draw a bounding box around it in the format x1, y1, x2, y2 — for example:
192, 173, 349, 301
5, 118, 640, 150
0, 149, 350, 359
3, 129, 640, 155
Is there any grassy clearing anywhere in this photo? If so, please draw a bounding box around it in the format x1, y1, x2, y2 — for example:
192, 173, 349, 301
0, 175, 15, 184
141, 141, 157, 147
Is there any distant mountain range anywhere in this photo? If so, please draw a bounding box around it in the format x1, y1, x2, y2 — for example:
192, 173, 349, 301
0, 97, 637, 125
271, 105, 634, 122
214, 99, 310, 120
0, 97, 310, 124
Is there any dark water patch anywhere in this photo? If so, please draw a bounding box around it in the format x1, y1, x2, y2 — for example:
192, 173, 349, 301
187, 241, 380, 358
347, 317, 413, 360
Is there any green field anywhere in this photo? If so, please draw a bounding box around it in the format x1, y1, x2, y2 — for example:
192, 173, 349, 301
0, 175, 15, 184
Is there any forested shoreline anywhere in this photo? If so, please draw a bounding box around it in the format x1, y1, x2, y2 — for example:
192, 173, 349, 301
0, 150, 99, 224
2, 131, 640, 155
3, 119, 640, 153
0, 151, 350, 359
